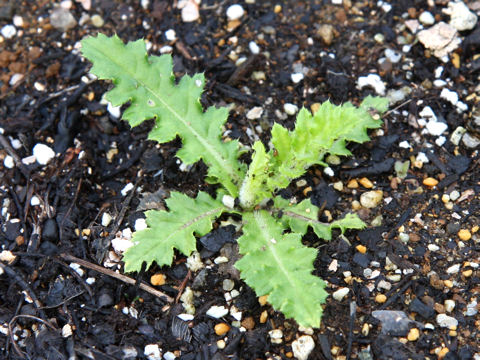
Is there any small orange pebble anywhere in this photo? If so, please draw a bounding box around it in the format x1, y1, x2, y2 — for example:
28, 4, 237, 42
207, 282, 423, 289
258, 295, 269, 306
285, 351, 293, 358
472, 225, 479, 233
274, 4, 282, 13
463, 269, 473, 277
375, 294, 387, 304
438, 347, 449, 359
303, 186, 312, 196
358, 177, 373, 188
150, 273, 166, 286
259, 310, 268, 323
423, 177, 438, 187
451, 53, 460, 69
458, 229, 472, 241
15, 235, 25, 246
214, 323, 230, 336
407, 328, 420, 341
347, 179, 359, 188
310, 103, 321, 114
356, 245, 367, 254
444, 280, 454, 288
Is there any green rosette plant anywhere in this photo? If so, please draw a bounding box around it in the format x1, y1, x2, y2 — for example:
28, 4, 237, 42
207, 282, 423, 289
81, 33, 388, 328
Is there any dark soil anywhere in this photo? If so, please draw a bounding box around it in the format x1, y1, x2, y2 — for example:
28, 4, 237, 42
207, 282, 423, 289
1, 0, 480, 359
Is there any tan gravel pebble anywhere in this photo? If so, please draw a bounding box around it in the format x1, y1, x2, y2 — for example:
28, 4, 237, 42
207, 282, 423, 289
438, 347, 449, 359
241, 317, 255, 330
422, 177, 439, 187
259, 310, 268, 323
407, 328, 420, 341
463, 269, 473, 277
214, 323, 230, 336
347, 179, 359, 188
358, 177, 373, 188
458, 229, 472, 241
356, 245, 367, 254
375, 294, 387, 303
258, 295, 268, 306
150, 273, 166, 286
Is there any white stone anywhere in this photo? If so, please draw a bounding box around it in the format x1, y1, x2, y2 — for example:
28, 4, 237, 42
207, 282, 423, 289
449, 190, 460, 201
292, 335, 315, 360
447, 264, 460, 274
428, 244, 440, 251
399, 141, 411, 149
444, 299, 455, 313
249, 41, 260, 54
357, 74, 385, 95
433, 80, 447, 87
291, 73, 304, 83
417, 22, 461, 59
283, 103, 298, 116
163, 352, 176, 360
9, 73, 24, 86
443, 1, 477, 31
324, 167, 334, 177
134, 218, 147, 231
101, 212, 112, 227
160, 45, 173, 54
246, 106, 263, 120
186, 251, 203, 272
86, 277, 96, 284
1, 24, 16, 39
331, 0, 342, 4
111, 237, 133, 253
0, 250, 16, 263
33, 143, 55, 165
3, 156, 14, 169
62, 324, 73, 337
466, 300, 478, 316
226, 4, 245, 20
69, 263, 84, 277
450, 126, 466, 145
180, 1, 200, 22
144, 344, 162, 360
360, 190, 383, 208
22, 155, 36, 165
436, 313, 458, 328
222, 195, 235, 209
385, 48, 402, 63
435, 136, 446, 146
107, 102, 121, 118
178, 313, 194, 321
268, 329, 283, 344
419, 106, 437, 122
13, 16, 23, 27
121, 183, 134, 196
165, 29, 176, 41
440, 88, 459, 105
419, 11, 435, 25
10, 138, 21, 149
426, 120, 448, 136
30, 196, 41, 206
206, 305, 229, 318
332, 287, 349, 301
416, 152, 429, 164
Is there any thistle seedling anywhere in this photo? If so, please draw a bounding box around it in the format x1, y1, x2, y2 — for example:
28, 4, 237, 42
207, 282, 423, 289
81, 34, 388, 328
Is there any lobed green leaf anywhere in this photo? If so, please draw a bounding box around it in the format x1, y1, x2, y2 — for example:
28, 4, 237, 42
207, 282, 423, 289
123, 191, 225, 272
273, 197, 366, 240
235, 210, 328, 328
81, 34, 245, 196
238, 99, 384, 208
